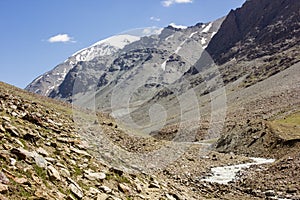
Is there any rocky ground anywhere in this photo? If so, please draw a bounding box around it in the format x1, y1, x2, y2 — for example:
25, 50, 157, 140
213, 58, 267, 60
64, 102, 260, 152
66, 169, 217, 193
0, 82, 198, 200
0, 63, 299, 200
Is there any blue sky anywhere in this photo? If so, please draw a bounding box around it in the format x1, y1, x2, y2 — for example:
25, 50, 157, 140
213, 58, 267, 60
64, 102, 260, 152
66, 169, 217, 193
0, 0, 245, 88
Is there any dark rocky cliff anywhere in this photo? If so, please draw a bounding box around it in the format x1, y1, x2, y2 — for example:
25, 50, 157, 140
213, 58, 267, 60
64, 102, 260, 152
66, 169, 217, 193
207, 0, 300, 65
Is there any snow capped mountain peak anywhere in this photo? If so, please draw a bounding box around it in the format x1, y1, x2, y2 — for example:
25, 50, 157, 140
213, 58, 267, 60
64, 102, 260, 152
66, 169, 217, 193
169, 23, 188, 29
93, 34, 140, 49
71, 34, 140, 58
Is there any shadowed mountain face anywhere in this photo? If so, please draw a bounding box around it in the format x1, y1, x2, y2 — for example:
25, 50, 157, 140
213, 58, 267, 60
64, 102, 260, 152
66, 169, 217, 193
206, 0, 300, 65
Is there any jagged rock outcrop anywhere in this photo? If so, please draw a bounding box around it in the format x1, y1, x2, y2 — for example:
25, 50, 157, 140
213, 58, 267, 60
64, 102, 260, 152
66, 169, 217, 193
206, 0, 300, 65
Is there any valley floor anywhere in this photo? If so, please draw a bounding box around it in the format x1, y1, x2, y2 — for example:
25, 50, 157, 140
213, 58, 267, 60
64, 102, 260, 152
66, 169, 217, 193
0, 62, 299, 200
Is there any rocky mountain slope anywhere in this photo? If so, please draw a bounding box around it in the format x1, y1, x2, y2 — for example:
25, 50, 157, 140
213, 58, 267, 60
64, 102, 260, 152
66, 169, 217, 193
25, 19, 223, 102
25, 34, 142, 97
1, 66, 300, 200
205, 0, 300, 86
1, 82, 211, 200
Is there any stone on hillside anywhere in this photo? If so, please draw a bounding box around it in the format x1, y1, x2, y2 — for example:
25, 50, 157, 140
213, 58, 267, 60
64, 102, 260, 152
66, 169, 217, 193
84, 170, 106, 181
45, 157, 56, 164
11, 147, 31, 160
287, 188, 297, 194
0, 194, 8, 200
149, 180, 160, 189
135, 183, 142, 193
1, 116, 11, 122
32, 152, 48, 168
0, 183, 8, 194
70, 147, 91, 158
109, 167, 123, 176
4, 123, 20, 137
76, 141, 90, 150
66, 194, 77, 200
264, 190, 275, 197
0, 150, 9, 161
36, 147, 49, 157
118, 183, 131, 194
69, 183, 84, 199
9, 158, 16, 166
11, 148, 48, 168
98, 185, 112, 194
13, 138, 24, 147
23, 131, 40, 142
105, 196, 122, 200
96, 193, 109, 200
60, 168, 71, 178
47, 118, 63, 127
0, 125, 5, 133
14, 177, 29, 185
87, 187, 101, 196
166, 193, 181, 200
57, 137, 76, 144
47, 165, 61, 181
0, 172, 9, 184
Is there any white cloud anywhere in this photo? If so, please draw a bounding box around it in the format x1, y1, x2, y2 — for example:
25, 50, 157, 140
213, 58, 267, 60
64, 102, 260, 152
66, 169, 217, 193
162, 0, 193, 7
150, 16, 161, 22
142, 28, 152, 35
47, 34, 75, 43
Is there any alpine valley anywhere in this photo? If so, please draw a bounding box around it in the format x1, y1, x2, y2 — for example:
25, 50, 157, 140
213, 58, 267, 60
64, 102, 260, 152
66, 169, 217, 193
0, 0, 299, 199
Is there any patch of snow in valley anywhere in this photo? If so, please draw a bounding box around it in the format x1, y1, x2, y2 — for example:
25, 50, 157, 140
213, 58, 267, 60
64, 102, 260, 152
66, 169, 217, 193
202, 157, 275, 184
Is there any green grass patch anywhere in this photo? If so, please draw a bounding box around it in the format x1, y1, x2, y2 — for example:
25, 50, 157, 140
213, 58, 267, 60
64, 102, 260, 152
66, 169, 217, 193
33, 164, 47, 180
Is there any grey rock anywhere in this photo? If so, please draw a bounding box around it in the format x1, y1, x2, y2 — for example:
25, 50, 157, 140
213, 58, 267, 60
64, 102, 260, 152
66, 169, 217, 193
9, 158, 16, 166
36, 147, 49, 157
0, 172, 9, 184
59, 168, 71, 178
84, 170, 106, 181
264, 190, 276, 197
47, 165, 61, 181
0, 125, 5, 133
4, 123, 20, 137
149, 180, 160, 189
0, 183, 8, 194
118, 183, 131, 194
87, 187, 101, 195
98, 185, 112, 194
70, 147, 91, 158
69, 183, 84, 199
11, 147, 31, 160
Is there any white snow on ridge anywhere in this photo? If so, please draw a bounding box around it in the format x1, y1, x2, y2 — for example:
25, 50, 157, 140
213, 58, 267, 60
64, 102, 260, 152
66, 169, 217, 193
189, 31, 198, 38
169, 23, 188, 29
201, 37, 206, 45
93, 34, 140, 49
202, 22, 213, 33
71, 34, 140, 57
211, 31, 217, 38
165, 34, 174, 41
161, 60, 167, 71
